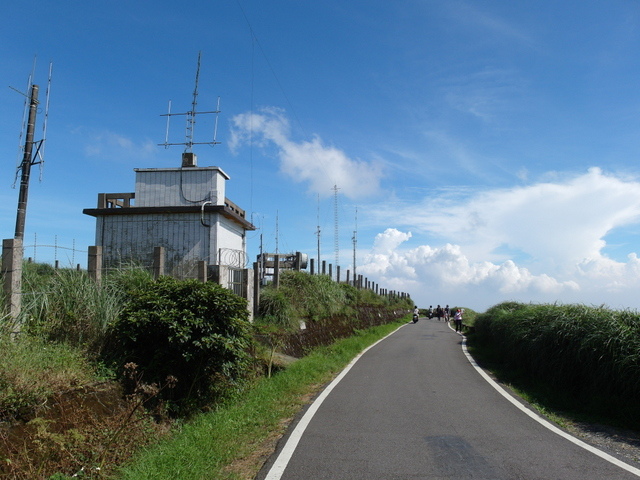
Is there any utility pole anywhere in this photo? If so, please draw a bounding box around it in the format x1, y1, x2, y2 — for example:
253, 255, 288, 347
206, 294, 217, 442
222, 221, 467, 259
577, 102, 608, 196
5, 62, 52, 326
14, 84, 39, 239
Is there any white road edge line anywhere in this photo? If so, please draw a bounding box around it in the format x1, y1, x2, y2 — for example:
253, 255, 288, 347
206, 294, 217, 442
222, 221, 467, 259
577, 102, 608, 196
454, 325, 640, 477
263, 323, 408, 480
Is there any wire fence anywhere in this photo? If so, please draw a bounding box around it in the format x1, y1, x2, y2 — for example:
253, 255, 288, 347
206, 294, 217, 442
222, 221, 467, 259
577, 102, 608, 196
22, 234, 88, 269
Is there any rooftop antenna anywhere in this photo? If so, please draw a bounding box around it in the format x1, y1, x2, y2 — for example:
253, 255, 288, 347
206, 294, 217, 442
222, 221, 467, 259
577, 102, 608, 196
11, 60, 53, 240
159, 51, 221, 167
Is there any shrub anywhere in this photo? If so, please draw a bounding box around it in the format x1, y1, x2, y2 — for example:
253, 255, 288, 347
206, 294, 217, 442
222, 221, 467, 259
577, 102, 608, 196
106, 276, 255, 414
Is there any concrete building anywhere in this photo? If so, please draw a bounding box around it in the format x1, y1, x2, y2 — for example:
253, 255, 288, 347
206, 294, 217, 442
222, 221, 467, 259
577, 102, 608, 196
83, 153, 255, 281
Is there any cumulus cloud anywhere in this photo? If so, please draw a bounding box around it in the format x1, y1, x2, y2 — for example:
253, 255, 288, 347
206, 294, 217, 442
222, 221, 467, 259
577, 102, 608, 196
360, 169, 640, 310
229, 107, 383, 199
360, 229, 577, 304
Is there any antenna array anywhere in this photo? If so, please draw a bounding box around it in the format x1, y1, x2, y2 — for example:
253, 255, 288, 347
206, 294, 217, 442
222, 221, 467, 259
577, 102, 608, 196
159, 52, 221, 152
11, 60, 53, 240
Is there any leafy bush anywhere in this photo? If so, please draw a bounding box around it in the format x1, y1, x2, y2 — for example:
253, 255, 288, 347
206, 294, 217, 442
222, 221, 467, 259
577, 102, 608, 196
106, 276, 255, 414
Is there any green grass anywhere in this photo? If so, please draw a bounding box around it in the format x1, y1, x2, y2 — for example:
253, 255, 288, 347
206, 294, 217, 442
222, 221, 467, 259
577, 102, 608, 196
116, 318, 408, 480
0, 335, 94, 419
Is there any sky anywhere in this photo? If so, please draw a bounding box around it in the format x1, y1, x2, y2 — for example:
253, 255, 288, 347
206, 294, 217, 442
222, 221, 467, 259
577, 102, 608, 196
3, 1, 640, 312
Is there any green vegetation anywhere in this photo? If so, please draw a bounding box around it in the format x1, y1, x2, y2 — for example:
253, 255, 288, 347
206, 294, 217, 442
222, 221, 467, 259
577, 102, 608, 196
106, 276, 255, 415
257, 270, 407, 331
468, 301, 640, 429
1, 262, 410, 479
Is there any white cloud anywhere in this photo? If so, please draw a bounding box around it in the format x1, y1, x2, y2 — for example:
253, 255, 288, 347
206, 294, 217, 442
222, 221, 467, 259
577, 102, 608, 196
229, 107, 383, 199
360, 169, 640, 310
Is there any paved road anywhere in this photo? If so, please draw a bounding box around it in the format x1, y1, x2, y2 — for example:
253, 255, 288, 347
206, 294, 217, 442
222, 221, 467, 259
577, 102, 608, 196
258, 318, 640, 479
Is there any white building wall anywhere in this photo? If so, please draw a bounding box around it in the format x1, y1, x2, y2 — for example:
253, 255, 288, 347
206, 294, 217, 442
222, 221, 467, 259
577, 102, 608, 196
134, 167, 228, 207
98, 211, 247, 275
98, 213, 210, 277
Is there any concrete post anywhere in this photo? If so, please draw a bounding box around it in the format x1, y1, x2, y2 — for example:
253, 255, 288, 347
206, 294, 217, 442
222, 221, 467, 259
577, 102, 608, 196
153, 246, 165, 279
273, 254, 280, 288
245, 267, 255, 322
2, 238, 23, 324
310, 258, 315, 275
253, 262, 260, 318
322, 260, 326, 275
198, 260, 208, 282
88, 245, 102, 285
337, 266, 341, 284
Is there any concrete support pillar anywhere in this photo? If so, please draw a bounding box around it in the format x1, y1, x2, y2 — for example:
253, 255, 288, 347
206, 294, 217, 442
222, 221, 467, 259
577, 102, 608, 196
2, 238, 23, 324
310, 258, 315, 275
336, 266, 341, 284
273, 254, 280, 289
253, 262, 260, 318
198, 260, 208, 282
153, 246, 165, 279
88, 245, 102, 285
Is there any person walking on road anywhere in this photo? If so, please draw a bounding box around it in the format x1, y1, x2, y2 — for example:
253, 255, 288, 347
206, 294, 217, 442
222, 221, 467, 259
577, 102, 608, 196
454, 308, 463, 332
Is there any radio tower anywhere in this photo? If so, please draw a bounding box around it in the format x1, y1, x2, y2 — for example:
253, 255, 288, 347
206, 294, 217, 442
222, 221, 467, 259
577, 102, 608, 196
352, 207, 358, 287
333, 185, 340, 277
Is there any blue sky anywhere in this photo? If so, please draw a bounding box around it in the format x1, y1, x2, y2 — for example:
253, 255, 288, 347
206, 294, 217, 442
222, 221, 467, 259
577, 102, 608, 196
3, 0, 640, 311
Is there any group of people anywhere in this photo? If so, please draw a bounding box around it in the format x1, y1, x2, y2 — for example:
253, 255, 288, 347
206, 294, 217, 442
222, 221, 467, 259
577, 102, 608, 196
412, 304, 464, 332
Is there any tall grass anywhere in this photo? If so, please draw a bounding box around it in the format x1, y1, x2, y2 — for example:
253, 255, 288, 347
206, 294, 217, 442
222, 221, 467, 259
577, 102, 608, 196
257, 270, 412, 331
472, 302, 640, 425
19, 262, 153, 355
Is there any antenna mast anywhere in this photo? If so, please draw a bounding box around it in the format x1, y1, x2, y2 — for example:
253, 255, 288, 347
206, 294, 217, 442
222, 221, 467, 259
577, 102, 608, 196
352, 207, 358, 287
13, 62, 52, 240
159, 52, 221, 165
316, 194, 321, 272
333, 185, 340, 277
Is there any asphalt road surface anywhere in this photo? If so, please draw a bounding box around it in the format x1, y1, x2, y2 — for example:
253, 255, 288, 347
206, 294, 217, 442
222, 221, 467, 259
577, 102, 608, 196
257, 317, 640, 480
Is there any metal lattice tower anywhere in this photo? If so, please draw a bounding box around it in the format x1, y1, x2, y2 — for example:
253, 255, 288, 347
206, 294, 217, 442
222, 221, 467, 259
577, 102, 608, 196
333, 185, 340, 274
